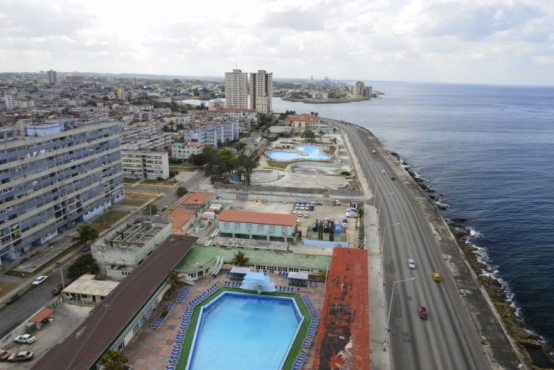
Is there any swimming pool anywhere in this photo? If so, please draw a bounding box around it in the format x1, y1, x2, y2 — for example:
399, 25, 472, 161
268, 145, 331, 162
186, 292, 303, 370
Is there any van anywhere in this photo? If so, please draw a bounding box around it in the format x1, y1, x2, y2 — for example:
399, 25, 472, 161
6, 294, 19, 304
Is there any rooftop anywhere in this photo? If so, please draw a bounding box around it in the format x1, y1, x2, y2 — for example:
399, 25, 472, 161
312, 248, 369, 370
176, 245, 331, 272
61, 274, 119, 296
163, 192, 214, 235
219, 210, 297, 226
93, 215, 171, 250
32, 235, 197, 370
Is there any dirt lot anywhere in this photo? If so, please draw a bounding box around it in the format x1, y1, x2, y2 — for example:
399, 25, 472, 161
89, 210, 129, 232
0, 282, 19, 297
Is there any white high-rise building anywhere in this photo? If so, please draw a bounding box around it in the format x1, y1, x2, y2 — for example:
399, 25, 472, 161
249, 70, 273, 114
4, 95, 14, 110
225, 69, 248, 109
47, 70, 57, 85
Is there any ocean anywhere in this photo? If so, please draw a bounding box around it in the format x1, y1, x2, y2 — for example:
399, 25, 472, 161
273, 82, 554, 347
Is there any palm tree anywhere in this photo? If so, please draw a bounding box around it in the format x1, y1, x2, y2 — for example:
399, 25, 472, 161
168, 270, 181, 292
72, 225, 99, 249
231, 251, 250, 267
319, 130, 325, 142
101, 350, 128, 370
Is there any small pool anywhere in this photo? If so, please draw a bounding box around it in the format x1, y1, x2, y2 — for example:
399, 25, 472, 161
186, 292, 303, 370
268, 145, 331, 162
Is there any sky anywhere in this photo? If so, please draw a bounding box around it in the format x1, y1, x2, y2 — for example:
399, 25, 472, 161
0, 0, 553, 85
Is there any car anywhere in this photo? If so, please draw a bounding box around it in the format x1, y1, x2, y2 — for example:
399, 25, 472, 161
54, 262, 61, 268
382, 170, 386, 174
6, 294, 19, 304
295, 204, 300, 209
419, 306, 428, 320
342, 222, 347, 228
0, 350, 11, 361
32, 276, 47, 286
304, 212, 309, 218
391, 176, 395, 181
372, 150, 376, 154
292, 211, 296, 215
14, 334, 36, 344
433, 272, 441, 282
408, 259, 416, 269
82, 245, 91, 252
52, 284, 64, 295
296, 219, 300, 225
300, 205, 305, 210
8, 351, 34, 362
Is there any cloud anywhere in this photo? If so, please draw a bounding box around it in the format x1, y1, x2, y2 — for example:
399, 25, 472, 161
261, 7, 325, 31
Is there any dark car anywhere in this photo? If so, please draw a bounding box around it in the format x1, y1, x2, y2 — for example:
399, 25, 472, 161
391, 176, 395, 181
82, 245, 91, 252
6, 294, 19, 304
419, 306, 428, 320
0, 350, 11, 361
52, 284, 64, 295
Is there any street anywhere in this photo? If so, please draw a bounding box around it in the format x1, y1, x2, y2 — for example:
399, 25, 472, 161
335, 121, 518, 370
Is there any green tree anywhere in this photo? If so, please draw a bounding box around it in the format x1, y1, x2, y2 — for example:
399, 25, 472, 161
235, 142, 247, 151
168, 270, 181, 293
67, 253, 100, 281
101, 350, 128, 370
143, 204, 158, 215
102, 96, 109, 101
231, 251, 250, 267
301, 129, 316, 143
237, 151, 258, 186
72, 225, 99, 248
176, 186, 188, 198
319, 130, 325, 142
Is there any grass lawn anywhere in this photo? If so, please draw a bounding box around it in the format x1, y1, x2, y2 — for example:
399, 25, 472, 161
89, 210, 129, 232
169, 166, 198, 173
175, 288, 311, 370
267, 160, 292, 169
119, 192, 159, 207
0, 282, 20, 298
123, 177, 141, 184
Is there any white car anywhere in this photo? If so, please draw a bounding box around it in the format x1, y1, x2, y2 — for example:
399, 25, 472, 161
342, 222, 347, 228
32, 276, 48, 286
408, 259, 416, 269
292, 211, 296, 215
295, 204, 300, 209
14, 334, 36, 344
382, 170, 387, 174
304, 212, 309, 218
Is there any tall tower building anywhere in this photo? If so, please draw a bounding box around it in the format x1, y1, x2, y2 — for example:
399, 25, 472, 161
224, 69, 248, 109
47, 70, 57, 85
249, 70, 273, 114
4, 95, 14, 110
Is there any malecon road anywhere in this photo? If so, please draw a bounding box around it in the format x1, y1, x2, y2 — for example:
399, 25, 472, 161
335, 121, 493, 370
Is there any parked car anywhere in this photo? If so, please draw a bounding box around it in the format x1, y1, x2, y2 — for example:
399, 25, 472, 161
6, 294, 19, 304
382, 170, 387, 174
408, 259, 416, 269
432, 272, 441, 282
419, 306, 428, 320
8, 351, 34, 362
14, 334, 35, 344
32, 276, 47, 286
304, 212, 309, 218
295, 204, 300, 209
342, 222, 347, 228
52, 284, 64, 295
0, 350, 11, 361
391, 176, 395, 181
82, 245, 91, 252
54, 262, 61, 268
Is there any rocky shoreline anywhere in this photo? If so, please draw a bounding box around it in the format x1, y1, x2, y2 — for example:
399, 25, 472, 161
393, 150, 554, 369
281, 97, 370, 104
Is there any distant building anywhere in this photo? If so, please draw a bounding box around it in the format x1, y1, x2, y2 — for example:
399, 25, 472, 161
65, 75, 84, 84
184, 121, 239, 149
47, 70, 57, 85
4, 95, 14, 110
225, 69, 248, 109
218, 210, 297, 242
250, 70, 273, 114
353, 81, 372, 97
121, 150, 169, 179
285, 114, 321, 131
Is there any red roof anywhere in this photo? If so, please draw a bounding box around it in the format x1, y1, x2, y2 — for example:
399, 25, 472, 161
29, 308, 54, 323
312, 248, 370, 370
219, 210, 297, 226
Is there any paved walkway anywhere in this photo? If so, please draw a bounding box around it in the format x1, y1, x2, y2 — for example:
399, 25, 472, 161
123, 272, 326, 370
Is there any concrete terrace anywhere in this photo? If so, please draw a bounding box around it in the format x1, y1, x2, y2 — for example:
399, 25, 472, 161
123, 272, 327, 370
176, 245, 331, 272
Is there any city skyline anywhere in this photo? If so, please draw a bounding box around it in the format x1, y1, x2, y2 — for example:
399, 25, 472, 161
0, 0, 553, 86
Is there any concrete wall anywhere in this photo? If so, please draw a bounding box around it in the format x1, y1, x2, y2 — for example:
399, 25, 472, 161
301, 238, 349, 248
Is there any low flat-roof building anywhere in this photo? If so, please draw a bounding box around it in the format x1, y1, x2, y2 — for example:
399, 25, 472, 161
218, 210, 297, 242
91, 215, 172, 280
61, 274, 119, 306
163, 192, 214, 235
121, 150, 169, 179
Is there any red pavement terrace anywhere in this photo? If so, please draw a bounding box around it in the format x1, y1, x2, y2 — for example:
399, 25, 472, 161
31, 235, 197, 370
312, 248, 370, 370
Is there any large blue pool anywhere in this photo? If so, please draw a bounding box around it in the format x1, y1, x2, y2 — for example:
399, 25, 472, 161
268, 145, 331, 161
186, 292, 303, 370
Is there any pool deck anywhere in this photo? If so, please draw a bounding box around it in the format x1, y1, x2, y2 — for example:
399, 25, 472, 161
123, 271, 326, 370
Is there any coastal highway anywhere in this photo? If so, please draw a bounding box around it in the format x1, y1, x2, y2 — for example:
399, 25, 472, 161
334, 121, 493, 370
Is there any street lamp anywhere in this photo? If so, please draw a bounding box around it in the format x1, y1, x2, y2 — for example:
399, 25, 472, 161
383, 277, 415, 351
376, 192, 394, 233
379, 222, 400, 275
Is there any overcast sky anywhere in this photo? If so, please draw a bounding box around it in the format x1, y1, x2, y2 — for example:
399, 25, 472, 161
1, 0, 553, 85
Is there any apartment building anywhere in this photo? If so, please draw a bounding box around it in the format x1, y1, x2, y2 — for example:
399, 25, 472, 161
224, 69, 248, 109
47, 70, 58, 85
121, 151, 169, 179
119, 125, 159, 143
249, 70, 273, 114
183, 121, 239, 149
119, 132, 172, 151
171, 142, 204, 160
0, 119, 125, 265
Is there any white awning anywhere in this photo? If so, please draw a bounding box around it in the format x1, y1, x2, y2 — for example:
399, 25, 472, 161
287, 272, 309, 280
230, 266, 251, 274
